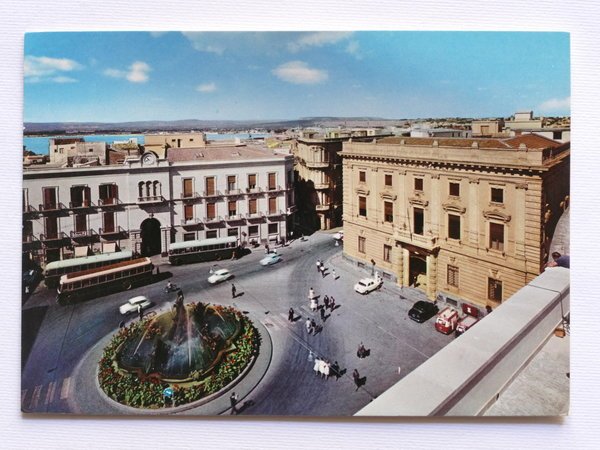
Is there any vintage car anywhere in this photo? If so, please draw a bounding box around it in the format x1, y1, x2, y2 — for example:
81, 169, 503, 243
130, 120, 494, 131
408, 300, 439, 323
119, 295, 152, 315
207, 268, 233, 284
354, 276, 383, 294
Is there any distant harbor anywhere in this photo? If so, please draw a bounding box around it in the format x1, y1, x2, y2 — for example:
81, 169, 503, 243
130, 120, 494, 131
23, 132, 271, 155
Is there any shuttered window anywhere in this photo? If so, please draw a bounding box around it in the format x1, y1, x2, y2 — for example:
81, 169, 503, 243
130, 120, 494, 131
447, 265, 459, 287
205, 177, 215, 195
268, 173, 276, 190
248, 198, 257, 214
268, 197, 277, 213
183, 178, 193, 197
248, 174, 257, 189
206, 202, 216, 219
490, 223, 504, 251
384, 201, 393, 223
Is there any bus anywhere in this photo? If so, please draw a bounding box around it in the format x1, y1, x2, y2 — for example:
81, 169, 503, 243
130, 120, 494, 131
43, 250, 134, 288
168, 237, 238, 265
56, 257, 154, 304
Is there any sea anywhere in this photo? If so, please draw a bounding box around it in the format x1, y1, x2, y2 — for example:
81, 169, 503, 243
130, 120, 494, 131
23, 132, 271, 155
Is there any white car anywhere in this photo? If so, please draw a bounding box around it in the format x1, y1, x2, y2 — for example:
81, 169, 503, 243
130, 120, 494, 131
119, 295, 152, 315
333, 230, 344, 241
260, 253, 282, 266
354, 277, 383, 294
208, 268, 233, 284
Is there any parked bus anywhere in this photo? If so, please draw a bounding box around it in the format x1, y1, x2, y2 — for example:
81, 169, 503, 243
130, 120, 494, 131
168, 237, 238, 265
44, 250, 134, 288
56, 257, 154, 304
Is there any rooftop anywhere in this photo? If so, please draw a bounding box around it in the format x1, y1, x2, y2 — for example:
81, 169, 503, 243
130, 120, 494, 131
377, 134, 563, 150
166, 143, 288, 163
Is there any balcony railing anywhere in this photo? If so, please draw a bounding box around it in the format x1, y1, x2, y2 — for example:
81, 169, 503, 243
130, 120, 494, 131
22, 233, 40, 244
181, 218, 201, 226
181, 192, 200, 200
39, 202, 67, 212
203, 216, 223, 224
70, 229, 99, 239
266, 185, 286, 193
266, 209, 285, 217
245, 187, 263, 195
202, 190, 222, 198
305, 160, 330, 169
23, 205, 40, 217
137, 195, 166, 204
245, 212, 264, 220
224, 188, 243, 196
98, 198, 123, 207
225, 214, 244, 222
40, 231, 69, 242
69, 200, 96, 209
99, 225, 127, 236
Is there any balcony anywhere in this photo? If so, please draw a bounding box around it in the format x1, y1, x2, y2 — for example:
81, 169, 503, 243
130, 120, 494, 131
181, 192, 201, 200
69, 200, 96, 210
314, 182, 331, 190
315, 204, 330, 211
98, 198, 123, 208
137, 195, 166, 204
266, 185, 287, 193
99, 225, 128, 237
245, 212, 265, 220
225, 214, 244, 222
180, 218, 202, 226
224, 188, 244, 196
39, 202, 67, 213
22, 233, 39, 244
266, 209, 285, 218
70, 229, 99, 241
305, 160, 330, 169
39, 231, 69, 242
245, 187, 263, 196
23, 205, 40, 218
393, 228, 439, 252
202, 190, 223, 198
203, 216, 223, 224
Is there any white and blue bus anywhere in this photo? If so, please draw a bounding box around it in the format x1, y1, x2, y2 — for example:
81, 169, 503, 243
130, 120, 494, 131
168, 237, 238, 265
43, 250, 133, 288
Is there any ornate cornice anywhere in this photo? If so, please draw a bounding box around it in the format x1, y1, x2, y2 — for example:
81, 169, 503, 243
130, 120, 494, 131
483, 209, 512, 222
442, 202, 466, 214
515, 183, 529, 190
355, 186, 370, 196
408, 197, 429, 207
379, 191, 397, 201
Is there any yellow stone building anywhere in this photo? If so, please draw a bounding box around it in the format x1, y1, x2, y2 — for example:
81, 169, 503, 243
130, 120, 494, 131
340, 135, 570, 309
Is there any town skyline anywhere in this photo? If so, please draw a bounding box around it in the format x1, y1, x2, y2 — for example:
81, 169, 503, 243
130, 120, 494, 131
25, 31, 570, 123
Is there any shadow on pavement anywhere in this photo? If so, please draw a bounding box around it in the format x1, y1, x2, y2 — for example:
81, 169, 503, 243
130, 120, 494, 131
22, 305, 48, 370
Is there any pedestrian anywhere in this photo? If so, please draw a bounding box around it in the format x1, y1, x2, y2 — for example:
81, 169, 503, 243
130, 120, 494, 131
332, 269, 337, 280
316, 260, 321, 272
137, 304, 143, 321
329, 296, 335, 311
322, 360, 331, 380
311, 319, 317, 334
313, 357, 321, 376
177, 289, 184, 302
265, 244, 270, 254
310, 297, 318, 312
320, 265, 326, 278
306, 318, 313, 335
331, 361, 341, 380
308, 287, 315, 300
353, 369, 361, 391
320, 306, 326, 321
231, 283, 237, 298
230, 391, 239, 415
119, 320, 126, 329
323, 295, 330, 310
357, 342, 367, 358
288, 307, 294, 322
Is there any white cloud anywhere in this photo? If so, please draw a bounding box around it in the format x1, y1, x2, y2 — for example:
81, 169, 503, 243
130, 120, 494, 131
288, 32, 353, 52
24, 55, 82, 82
345, 41, 362, 59
196, 82, 217, 93
272, 61, 328, 85
104, 61, 151, 83
51, 76, 78, 83
538, 96, 571, 113
182, 32, 226, 54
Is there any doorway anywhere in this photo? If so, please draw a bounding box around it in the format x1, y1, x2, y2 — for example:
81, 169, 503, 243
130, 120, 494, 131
409, 254, 427, 288
140, 217, 162, 256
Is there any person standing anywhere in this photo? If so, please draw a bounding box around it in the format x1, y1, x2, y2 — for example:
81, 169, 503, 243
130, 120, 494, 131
316, 260, 321, 272
137, 304, 143, 321
320, 265, 326, 278
308, 287, 315, 300
306, 318, 313, 335
288, 307, 294, 322
230, 392, 239, 415
231, 283, 237, 299
313, 357, 321, 376
331, 361, 341, 380
323, 295, 330, 310
311, 319, 318, 334
310, 297, 318, 312
329, 296, 335, 311
320, 306, 326, 322
323, 360, 331, 380
353, 369, 361, 391
332, 269, 337, 280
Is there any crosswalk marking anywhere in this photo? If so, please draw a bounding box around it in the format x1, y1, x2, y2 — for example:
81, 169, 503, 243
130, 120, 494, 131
299, 305, 313, 315
60, 377, 71, 400
30, 385, 42, 410
45, 381, 57, 406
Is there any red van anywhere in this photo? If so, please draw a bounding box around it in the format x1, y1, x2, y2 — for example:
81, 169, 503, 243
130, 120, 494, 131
455, 303, 480, 336
434, 306, 460, 334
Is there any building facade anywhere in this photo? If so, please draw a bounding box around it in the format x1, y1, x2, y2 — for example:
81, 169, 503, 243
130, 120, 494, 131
23, 142, 295, 266
340, 135, 569, 309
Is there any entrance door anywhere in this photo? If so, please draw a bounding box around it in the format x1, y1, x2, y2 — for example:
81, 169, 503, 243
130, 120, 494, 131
140, 218, 162, 256
409, 254, 427, 288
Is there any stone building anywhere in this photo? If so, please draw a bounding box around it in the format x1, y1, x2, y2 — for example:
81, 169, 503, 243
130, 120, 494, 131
23, 141, 295, 266
340, 135, 569, 309
48, 138, 107, 166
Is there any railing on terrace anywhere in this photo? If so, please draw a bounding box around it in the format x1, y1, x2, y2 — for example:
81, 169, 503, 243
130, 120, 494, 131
137, 195, 166, 203
98, 198, 123, 207
70, 229, 98, 239
39, 202, 67, 212
99, 225, 127, 236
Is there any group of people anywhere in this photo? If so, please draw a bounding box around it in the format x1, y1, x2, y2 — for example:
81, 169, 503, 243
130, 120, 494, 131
316, 259, 338, 279
305, 317, 320, 335
312, 358, 342, 380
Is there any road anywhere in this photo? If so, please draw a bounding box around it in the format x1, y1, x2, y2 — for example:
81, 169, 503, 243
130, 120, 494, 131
21, 232, 453, 415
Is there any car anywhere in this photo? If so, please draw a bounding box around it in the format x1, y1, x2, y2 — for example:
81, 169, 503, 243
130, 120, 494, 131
260, 253, 282, 266
119, 295, 152, 315
408, 300, 439, 323
207, 268, 233, 284
354, 276, 383, 294
333, 230, 344, 241
22, 267, 42, 293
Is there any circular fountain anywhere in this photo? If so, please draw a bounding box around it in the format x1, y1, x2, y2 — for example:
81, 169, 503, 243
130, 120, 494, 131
98, 298, 259, 409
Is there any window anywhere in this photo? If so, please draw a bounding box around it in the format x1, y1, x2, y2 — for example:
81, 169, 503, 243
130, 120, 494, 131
414, 178, 423, 191
70, 185, 91, 207
488, 278, 502, 302
383, 244, 392, 263
359, 171, 366, 183
491, 187, 504, 203
268, 197, 277, 214
448, 214, 461, 240
74, 214, 87, 233
248, 174, 257, 189
489, 222, 504, 251
553, 131, 562, 140
205, 177, 215, 196
228, 201, 237, 217
358, 236, 366, 253
99, 184, 118, 204
447, 265, 459, 287
227, 228, 239, 237
227, 176, 236, 191
183, 178, 194, 198
413, 208, 424, 235
359, 196, 367, 217
449, 182, 460, 197
42, 187, 58, 210
184, 204, 194, 221
248, 225, 259, 237
248, 198, 257, 214
268, 173, 277, 190
103, 212, 115, 233
268, 223, 278, 234
206, 202, 216, 220
206, 230, 218, 239
384, 201, 393, 223
384, 174, 393, 187
184, 232, 196, 241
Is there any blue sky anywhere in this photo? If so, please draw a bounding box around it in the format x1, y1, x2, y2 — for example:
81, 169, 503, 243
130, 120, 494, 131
24, 31, 570, 122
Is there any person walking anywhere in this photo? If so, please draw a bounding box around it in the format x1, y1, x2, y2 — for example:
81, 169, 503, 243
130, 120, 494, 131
316, 260, 321, 272
320, 306, 326, 321
320, 264, 326, 278
331, 361, 341, 380
288, 307, 294, 322
329, 296, 335, 311
322, 360, 331, 380
137, 304, 143, 321
305, 318, 313, 335
231, 283, 237, 298
332, 269, 337, 280
308, 287, 315, 300
310, 297, 318, 312
313, 357, 321, 376
353, 369, 361, 391
230, 392, 239, 415
323, 295, 330, 310
311, 319, 318, 334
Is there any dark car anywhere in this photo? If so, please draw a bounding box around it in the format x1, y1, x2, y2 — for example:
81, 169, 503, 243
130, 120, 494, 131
408, 300, 439, 323
22, 267, 42, 294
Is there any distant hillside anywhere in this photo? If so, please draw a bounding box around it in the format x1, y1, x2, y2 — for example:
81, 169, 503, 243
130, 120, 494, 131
23, 117, 399, 135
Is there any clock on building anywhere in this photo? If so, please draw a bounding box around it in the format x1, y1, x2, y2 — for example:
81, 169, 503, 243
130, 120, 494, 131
141, 152, 157, 166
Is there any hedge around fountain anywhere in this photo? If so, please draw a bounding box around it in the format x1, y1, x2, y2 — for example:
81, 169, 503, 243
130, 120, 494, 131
97, 306, 260, 409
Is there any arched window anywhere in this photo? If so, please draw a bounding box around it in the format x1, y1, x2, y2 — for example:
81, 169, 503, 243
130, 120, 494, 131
138, 181, 144, 198
145, 181, 152, 197
153, 181, 160, 197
